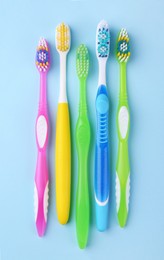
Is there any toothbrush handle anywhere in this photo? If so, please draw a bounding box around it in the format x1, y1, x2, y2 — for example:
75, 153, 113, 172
35, 113, 49, 236
94, 85, 110, 232
76, 156, 90, 249
55, 103, 71, 224
76, 117, 90, 249
116, 105, 130, 227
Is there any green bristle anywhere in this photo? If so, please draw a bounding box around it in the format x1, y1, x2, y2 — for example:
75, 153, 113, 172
76, 44, 89, 79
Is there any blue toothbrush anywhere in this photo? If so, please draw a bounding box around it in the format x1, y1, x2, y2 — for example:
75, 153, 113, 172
94, 20, 110, 231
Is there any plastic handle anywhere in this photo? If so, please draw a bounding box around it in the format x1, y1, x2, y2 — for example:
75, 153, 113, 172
76, 116, 90, 249
35, 113, 49, 236
94, 85, 110, 232
55, 103, 71, 224
116, 104, 130, 227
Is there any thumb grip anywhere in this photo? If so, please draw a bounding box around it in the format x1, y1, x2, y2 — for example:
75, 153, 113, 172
94, 85, 110, 231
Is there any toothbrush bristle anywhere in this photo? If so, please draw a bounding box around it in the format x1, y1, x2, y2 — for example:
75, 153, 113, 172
36, 38, 50, 72
56, 22, 70, 52
96, 20, 110, 58
76, 44, 89, 79
117, 28, 130, 63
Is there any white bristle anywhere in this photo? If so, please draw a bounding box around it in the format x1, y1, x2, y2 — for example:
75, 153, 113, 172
119, 28, 128, 39
39, 37, 48, 48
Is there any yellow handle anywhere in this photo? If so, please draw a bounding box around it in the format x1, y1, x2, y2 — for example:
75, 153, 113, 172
55, 103, 71, 224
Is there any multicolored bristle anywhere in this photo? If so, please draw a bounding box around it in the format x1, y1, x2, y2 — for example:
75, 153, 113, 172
56, 22, 70, 52
76, 44, 89, 80
36, 38, 50, 72
96, 20, 110, 59
117, 28, 130, 63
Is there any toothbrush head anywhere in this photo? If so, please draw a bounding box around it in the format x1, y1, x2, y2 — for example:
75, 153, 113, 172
36, 38, 50, 73
116, 28, 130, 63
76, 44, 89, 80
96, 20, 110, 59
55, 22, 70, 53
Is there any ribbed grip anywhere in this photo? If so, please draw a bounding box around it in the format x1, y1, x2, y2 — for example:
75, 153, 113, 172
94, 85, 110, 231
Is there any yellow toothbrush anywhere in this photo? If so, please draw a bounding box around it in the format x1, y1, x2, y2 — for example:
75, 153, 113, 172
55, 22, 71, 224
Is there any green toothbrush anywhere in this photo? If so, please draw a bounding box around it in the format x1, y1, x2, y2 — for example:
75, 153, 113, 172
116, 28, 131, 227
75, 44, 90, 249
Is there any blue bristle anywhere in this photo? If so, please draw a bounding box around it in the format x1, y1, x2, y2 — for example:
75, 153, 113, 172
36, 49, 49, 64
37, 50, 48, 62
97, 26, 110, 58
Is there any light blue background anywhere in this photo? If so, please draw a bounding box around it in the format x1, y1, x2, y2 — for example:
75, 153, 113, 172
0, 0, 164, 259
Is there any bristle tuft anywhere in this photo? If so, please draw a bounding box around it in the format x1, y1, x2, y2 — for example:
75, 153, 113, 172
56, 23, 70, 52
76, 44, 89, 79
117, 28, 130, 63
96, 20, 110, 58
36, 38, 50, 72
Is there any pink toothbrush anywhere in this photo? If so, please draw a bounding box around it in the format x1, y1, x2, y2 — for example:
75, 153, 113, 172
34, 38, 50, 236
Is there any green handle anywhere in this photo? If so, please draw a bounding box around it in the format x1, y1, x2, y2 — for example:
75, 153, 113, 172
76, 116, 90, 249
116, 139, 130, 227
76, 45, 90, 248
116, 63, 130, 227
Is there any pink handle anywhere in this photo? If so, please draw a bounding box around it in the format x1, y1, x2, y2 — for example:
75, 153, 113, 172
35, 111, 49, 236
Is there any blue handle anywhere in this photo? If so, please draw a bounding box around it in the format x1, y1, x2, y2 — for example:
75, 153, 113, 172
94, 85, 110, 231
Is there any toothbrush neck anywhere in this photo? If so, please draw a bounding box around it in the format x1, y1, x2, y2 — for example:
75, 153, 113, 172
120, 63, 127, 100
39, 73, 47, 111
79, 78, 87, 116
98, 59, 106, 86
59, 54, 67, 103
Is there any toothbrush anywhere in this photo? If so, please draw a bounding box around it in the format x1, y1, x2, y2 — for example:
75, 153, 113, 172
55, 22, 71, 224
35, 38, 50, 236
75, 44, 90, 249
116, 28, 131, 227
94, 20, 110, 232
